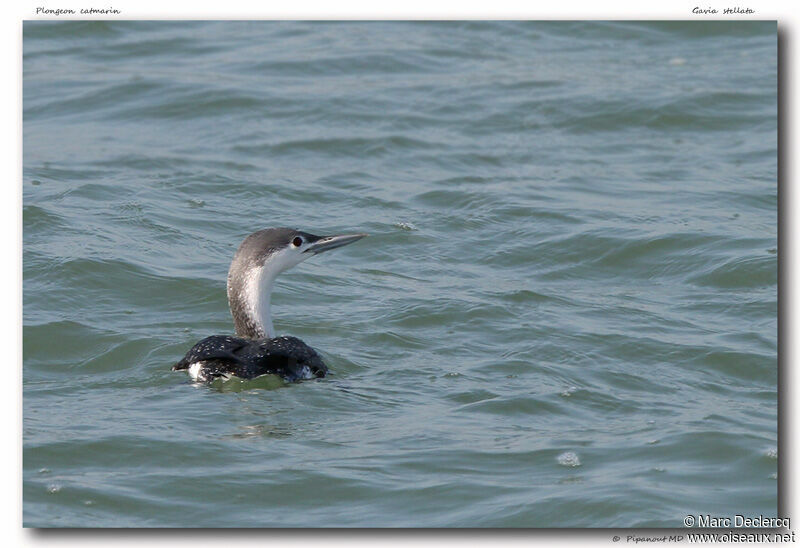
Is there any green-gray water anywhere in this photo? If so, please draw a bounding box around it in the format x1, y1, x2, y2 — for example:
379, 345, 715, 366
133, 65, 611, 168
23, 21, 777, 527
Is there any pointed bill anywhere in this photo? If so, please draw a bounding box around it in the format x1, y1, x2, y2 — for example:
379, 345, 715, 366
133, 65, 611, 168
303, 233, 367, 255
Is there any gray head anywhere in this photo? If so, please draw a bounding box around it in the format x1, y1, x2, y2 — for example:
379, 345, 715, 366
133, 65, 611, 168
227, 227, 367, 339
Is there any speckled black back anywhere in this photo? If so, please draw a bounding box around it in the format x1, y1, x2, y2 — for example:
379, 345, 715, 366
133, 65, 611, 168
173, 334, 327, 382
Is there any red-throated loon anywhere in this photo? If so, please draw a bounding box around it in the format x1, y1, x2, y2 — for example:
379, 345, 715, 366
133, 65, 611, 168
173, 228, 367, 382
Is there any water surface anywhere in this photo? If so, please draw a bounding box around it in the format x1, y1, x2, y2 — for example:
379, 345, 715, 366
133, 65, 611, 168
23, 21, 777, 527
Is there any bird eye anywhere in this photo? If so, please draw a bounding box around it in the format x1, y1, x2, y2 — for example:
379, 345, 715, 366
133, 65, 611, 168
292, 237, 303, 247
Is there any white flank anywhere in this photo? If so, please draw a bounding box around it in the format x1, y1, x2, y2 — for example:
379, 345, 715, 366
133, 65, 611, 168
187, 362, 204, 381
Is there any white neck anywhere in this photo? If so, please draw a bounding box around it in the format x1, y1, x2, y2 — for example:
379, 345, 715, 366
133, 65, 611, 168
229, 245, 307, 340
245, 266, 277, 338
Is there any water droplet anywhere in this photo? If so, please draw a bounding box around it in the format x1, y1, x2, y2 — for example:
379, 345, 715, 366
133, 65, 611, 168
765, 448, 777, 459
560, 386, 578, 397
557, 451, 581, 467
395, 221, 416, 231
47, 484, 61, 494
